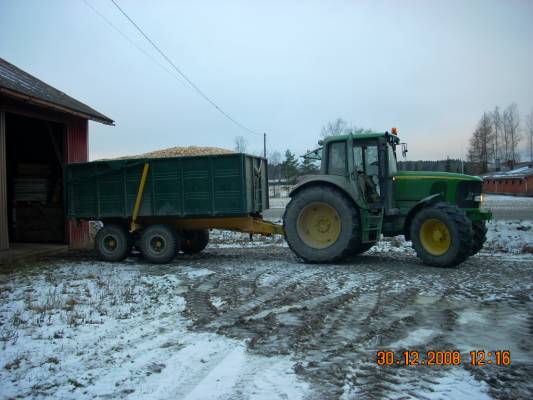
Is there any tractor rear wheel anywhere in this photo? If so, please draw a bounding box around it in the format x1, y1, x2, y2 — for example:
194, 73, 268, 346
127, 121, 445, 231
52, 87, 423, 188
140, 224, 180, 264
95, 224, 131, 262
181, 229, 209, 254
410, 203, 472, 267
470, 220, 487, 256
283, 186, 360, 263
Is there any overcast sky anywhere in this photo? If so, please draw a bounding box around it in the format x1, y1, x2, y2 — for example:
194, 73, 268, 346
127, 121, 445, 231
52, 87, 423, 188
1, 0, 533, 161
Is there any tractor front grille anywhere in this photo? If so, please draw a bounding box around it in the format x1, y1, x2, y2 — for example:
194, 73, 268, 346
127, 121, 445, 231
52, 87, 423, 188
456, 181, 483, 208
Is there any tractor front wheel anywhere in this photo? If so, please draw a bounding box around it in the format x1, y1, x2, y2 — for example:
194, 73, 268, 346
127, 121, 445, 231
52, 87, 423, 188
410, 203, 472, 267
470, 220, 487, 256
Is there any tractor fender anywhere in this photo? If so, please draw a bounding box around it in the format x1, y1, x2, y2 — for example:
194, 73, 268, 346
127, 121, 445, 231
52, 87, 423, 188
403, 193, 442, 240
289, 175, 366, 209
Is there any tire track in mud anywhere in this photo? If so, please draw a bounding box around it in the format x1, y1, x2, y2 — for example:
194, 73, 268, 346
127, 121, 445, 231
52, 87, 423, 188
172, 248, 533, 399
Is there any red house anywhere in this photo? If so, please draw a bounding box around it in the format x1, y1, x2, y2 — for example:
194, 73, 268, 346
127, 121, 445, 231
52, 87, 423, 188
482, 166, 533, 196
0, 58, 113, 252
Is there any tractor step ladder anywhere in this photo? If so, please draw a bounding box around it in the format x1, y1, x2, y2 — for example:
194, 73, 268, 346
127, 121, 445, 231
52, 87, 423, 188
361, 209, 383, 243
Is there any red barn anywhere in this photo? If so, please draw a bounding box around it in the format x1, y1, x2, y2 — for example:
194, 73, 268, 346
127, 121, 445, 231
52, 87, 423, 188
482, 166, 533, 196
0, 58, 113, 252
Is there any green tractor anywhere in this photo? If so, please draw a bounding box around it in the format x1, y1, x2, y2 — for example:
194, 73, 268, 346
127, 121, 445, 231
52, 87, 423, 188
283, 130, 492, 267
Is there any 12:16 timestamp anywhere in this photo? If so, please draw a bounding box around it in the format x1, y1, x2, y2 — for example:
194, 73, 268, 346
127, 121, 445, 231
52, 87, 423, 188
376, 350, 511, 367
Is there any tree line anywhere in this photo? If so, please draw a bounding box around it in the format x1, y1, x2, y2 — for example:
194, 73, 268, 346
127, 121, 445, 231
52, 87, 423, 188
467, 104, 533, 174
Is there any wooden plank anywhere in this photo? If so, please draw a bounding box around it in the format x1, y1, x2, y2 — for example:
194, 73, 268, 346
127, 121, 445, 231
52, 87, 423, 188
0, 110, 8, 251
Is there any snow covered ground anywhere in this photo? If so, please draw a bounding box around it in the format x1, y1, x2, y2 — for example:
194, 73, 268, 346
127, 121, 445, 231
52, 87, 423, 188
1, 214, 532, 399
209, 218, 533, 256
483, 194, 533, 220
0, 263, 308, 399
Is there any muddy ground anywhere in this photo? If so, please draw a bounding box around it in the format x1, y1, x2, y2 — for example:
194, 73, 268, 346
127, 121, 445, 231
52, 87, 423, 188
2, 243, 531, 399
173, 246, 533, 399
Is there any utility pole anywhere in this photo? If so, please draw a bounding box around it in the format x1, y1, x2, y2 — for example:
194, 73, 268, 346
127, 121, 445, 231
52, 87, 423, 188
263, 132, 266, 158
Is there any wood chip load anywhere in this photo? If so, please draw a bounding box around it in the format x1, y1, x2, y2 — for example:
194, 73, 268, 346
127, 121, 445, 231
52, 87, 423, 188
111, 146, 234, 160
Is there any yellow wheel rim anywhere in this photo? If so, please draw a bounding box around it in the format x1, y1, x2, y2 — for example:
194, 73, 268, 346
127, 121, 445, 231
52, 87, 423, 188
420, 218, 451, 256
296, 202, 341, 249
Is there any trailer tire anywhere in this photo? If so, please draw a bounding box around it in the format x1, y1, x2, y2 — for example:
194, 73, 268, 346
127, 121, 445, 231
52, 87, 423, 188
181, 229, 209, 254
140, 224, 180, 264
470, 220, 487, 256
410, 202, 472, 267
95, 224, 131, 262
283, 185, 360, 263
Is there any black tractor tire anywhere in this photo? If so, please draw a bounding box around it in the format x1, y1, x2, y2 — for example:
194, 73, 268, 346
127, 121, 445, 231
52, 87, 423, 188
470, 220, 488, 256
181, 229, 209, 254
350, 242, 374, 255
410, 202, 473, 267
283, 186, 360, 263
139, 224, 180, 264
95, 224, 131, 262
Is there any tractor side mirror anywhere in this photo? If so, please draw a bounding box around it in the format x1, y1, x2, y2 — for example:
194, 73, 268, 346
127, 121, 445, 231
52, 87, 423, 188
401, 143, 408, 158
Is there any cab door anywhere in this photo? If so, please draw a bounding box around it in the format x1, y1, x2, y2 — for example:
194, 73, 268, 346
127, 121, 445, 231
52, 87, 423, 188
352, 141, 382, 206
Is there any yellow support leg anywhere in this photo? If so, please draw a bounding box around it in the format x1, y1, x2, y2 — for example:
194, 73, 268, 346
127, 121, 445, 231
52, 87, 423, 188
130, 163, 150, 232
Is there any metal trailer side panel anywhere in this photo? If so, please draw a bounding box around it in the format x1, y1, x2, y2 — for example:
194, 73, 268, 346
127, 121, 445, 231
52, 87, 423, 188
66, 153, 268, 220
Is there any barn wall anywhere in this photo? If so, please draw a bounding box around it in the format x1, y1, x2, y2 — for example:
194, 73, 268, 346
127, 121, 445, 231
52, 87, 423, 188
526, 176, 533, 195
483, 177, 531, 195
66, 117, 90, 249
0, 110, 8, 251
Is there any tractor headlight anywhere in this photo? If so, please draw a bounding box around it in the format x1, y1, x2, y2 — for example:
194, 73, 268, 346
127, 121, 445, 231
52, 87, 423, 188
474, 194, 484, 204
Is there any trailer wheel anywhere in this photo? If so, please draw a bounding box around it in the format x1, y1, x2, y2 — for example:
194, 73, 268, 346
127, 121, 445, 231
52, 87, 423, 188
470, 220, 487, 256
95, 224, 131, 262
181, 229, 209, 254
283, 186, 360, 263
410, 203, 472, 267
140, 224, 180, 264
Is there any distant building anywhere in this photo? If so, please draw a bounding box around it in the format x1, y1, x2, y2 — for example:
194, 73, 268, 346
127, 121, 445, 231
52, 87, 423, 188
482, 165, 533, 196
0, 58, 113, 251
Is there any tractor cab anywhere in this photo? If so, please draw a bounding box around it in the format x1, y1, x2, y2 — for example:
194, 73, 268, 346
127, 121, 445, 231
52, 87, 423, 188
304, 130, 401, 212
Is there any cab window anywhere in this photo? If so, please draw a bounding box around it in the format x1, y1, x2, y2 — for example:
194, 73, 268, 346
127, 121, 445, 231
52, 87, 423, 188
328, 142, 347, 175
388, 145, 398, 174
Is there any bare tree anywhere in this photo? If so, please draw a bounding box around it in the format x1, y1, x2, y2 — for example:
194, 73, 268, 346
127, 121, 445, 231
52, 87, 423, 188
526, 108, 533, 163
320, 117, 371, 138
491, 106, 503, 165
321, 118, 350, 138
234, 136, 247, 153
467, 112, 494, 174
502, 103, 521, 165
268, 151, 281, 166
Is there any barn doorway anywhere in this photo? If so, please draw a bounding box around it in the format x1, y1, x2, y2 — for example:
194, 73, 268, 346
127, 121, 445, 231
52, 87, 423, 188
5, 113, 67, 244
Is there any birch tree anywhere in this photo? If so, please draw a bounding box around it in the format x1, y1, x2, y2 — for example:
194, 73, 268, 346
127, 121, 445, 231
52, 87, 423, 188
502, 103, 521, 164
526, 108, 533, 163
492, 106, 503, 163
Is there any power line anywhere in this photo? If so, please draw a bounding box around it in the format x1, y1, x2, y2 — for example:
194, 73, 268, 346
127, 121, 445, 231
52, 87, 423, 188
109, 0, 262, 137
82, 0, 188, 90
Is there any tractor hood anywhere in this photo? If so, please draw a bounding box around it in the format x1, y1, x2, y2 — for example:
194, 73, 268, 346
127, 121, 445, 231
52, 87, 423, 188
393, 171, 482, 182
392, 171, 483, 207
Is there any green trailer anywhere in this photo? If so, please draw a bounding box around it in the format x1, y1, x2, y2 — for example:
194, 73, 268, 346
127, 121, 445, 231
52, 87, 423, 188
65, 153, 282, 263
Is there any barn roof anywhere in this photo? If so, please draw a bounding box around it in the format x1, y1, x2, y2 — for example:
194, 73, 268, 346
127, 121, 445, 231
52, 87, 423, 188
0, 58, 113, 125
483, 165, 533, 179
